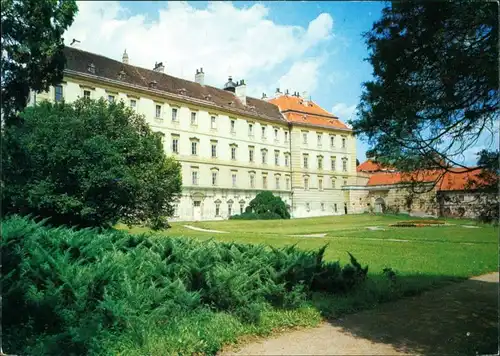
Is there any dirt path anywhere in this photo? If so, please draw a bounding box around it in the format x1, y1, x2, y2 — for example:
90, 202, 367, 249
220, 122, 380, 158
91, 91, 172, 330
221, 272, 499, 355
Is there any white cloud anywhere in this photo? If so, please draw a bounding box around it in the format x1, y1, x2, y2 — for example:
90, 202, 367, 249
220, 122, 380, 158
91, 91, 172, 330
64, 1, 335, 98
331, 103, 357, 121
277, 59, 323, 95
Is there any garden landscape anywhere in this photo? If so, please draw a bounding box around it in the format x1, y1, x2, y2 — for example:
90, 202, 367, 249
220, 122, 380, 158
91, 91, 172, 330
1, 0, 498, 355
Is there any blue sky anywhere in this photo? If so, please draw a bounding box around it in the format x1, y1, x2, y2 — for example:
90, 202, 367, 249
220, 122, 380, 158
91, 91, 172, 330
65, 1, 493, 165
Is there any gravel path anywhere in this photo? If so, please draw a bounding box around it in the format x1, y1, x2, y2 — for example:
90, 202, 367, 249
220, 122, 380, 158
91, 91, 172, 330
221, 272, 498, 355
182, 225, 228, 234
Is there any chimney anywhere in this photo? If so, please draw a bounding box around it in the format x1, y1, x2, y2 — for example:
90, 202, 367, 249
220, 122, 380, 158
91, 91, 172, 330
236, 79, 247, 105
261, 92, 267, 100
153, 62, 165, 73
195, 68, 204, 85
301, 91, 310, 105
122, 49, 129, 64
275, 87, 282, 97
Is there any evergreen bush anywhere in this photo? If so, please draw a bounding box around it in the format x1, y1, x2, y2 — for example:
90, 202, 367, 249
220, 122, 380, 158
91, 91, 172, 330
230, 191, 290, 220
2, 215, 368, 355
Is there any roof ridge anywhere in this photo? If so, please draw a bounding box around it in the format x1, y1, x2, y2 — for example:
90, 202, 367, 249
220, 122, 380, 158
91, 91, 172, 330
65, 46, 276, 107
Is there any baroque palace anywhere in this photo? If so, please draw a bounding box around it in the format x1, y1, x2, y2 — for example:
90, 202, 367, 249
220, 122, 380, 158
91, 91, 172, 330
29, 46, 357, 221
29, 47, 491, 221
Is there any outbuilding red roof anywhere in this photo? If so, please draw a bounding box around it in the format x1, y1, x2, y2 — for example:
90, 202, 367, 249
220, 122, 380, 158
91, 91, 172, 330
367, 167, 485, 191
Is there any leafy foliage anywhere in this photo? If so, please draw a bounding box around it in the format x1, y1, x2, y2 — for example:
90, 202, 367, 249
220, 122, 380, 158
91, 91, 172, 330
1, 0, 78, 125
352, 1, 498, 173
231, 191, 290, 220
1, 99, 182, 229
2, 215, 368, 355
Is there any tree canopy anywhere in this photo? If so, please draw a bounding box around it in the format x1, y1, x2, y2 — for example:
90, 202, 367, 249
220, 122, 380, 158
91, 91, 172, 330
1, 98, 182, 229
352, 1, 498, 175
1, 0, 77, 124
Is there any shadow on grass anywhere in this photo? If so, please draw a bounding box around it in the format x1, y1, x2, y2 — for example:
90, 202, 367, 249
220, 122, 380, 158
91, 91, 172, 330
312, 274, 498, 355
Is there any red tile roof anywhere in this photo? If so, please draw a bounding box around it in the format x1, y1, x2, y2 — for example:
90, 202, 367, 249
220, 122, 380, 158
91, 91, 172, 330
367, 167, 485, 191
357, 159, 385, 172
284, 112, 349, 130
269, 95, 351, 130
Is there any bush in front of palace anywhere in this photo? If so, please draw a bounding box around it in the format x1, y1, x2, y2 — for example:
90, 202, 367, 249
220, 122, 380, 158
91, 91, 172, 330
1, 98, 182, 230
230, 191, 290, 220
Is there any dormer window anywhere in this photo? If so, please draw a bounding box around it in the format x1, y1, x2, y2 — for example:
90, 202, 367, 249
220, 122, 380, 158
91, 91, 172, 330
87, 63, 95, 74
178, 88, 187, 95
118, 70, 126, 80
149, 80, 157, 89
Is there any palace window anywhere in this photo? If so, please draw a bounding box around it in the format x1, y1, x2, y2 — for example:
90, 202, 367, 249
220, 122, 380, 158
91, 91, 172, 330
172, 136, 179, 154
262, 150, 267, 164
232, 173, 237, 187
275, 176, 280, 189
319, 178, 323, 191
342, 158, 348, 172
318, 156, 323, 170
285, 177, 290, 190
215, 202, 221, 216
231, 146, 237, 160
212, 171, 218, 186
250, 174, 255, 188
303, 154, 308, 169
263, 175, 268, 189
284, 131, 289, 143
83, 90, 91, 100
55, 85, 64, 102
211, 115, 217, 129
191, 112, 197, 125
248, 123, 254, 136
172, 108, 178, 122
302, 132, 308, 144
107, 94, 114, 103
191, 141, 198, 155
155, 105, 162, 119
192, 171, 199, 185
275, 151, 280, 166
317, 133, 322, 147
230, 119, 236, 133
284, 154, 289, 167
304, 177, 309, 190
261, 126, 266, 139
342, 137, 346, 149
211, 142, 217, 158
331, 157, 336, 171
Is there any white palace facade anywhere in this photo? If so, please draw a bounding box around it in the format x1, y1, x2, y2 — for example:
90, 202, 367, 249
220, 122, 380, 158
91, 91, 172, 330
29, 47, 358, 221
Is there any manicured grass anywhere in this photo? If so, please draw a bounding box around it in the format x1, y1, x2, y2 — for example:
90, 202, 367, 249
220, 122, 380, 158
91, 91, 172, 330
115, 214, 498, 354
119, 214, 497, 277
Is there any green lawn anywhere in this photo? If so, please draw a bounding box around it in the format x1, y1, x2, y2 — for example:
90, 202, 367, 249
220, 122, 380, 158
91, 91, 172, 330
120, 214, 497, 279
115, 214, 498, 354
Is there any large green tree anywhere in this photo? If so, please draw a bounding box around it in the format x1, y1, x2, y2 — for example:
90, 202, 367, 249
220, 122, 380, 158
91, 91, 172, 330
352, 1, 498, 174
1, 0, 77, 124
1, 99, 182, 229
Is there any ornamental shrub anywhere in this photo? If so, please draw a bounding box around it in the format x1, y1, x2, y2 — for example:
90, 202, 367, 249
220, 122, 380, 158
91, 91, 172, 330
2, 215, 368, 355
230, 191, 290, 219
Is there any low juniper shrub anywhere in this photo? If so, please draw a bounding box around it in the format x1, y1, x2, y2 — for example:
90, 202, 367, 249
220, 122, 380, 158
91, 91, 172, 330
2, 215, 368, 355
